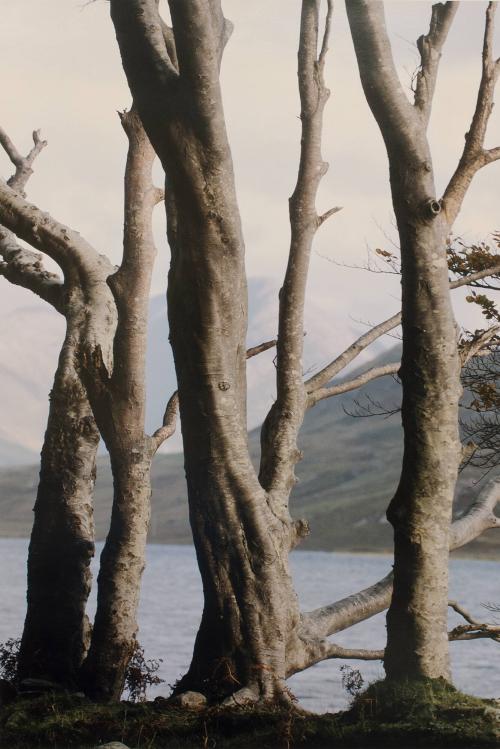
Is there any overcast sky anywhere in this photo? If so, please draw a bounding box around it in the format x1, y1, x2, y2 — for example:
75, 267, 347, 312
1, 0, 500, 340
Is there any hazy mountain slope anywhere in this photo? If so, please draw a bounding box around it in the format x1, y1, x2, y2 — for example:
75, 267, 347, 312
1, 345, 497, 557
0, 277, 384, 462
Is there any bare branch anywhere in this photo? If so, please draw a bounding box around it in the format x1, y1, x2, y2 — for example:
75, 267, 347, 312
450, 477, 500, 548
449, 600, 481, 626
0, 127, 47, 194
150, 391, 179, 453
0, 178, 111, 279
305, 312, 402, 394
308, 362, 400, 407
246, 338, 277, 359
345, 1, 418, 153
301, 478, 500, 642
167, 0, 229, 107
0, 227, 63, 311
111, 0, 178, 90
317, 205, 342, 227
318, 0, 334, 67
460, 325, 500, 365
450, 261, 500, 289
449, 623, 500, 642
414, 2, 459, 123
324, 644, 384, 661
259, 0, 334, 497
305, 261, 500, 397
443, 2, 500, 225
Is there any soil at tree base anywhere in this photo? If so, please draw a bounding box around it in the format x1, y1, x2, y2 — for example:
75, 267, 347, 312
1, 680, 499, 749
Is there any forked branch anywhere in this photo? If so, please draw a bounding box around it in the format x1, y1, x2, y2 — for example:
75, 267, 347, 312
444, 2, 500, 224
0, 127, 47, 193
414, 2, 458, 123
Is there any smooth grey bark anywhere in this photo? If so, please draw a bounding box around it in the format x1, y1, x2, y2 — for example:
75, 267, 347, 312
0, 112, 171, 702
111, 0, 338, 703
110, 0, 500, 702
346, 0, 500, 680
17, 315, 99, 686
79, 109, 170, 702
0, 132, 100, 688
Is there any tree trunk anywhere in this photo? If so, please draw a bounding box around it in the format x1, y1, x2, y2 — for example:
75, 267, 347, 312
383, 176, 461, 680
80, 440, 152, 701
18, 318, 99, 687
109, 0, 328, 702
346, 0, 461, 681
79, 108, 162, 702
164, 150, 299, 702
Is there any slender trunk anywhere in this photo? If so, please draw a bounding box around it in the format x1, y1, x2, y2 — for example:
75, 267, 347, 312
18, 319, 99, 687
346, 1, 462, 681
79, 109, 160, 702
384, 174, 461, 680
80, 439, 152, 701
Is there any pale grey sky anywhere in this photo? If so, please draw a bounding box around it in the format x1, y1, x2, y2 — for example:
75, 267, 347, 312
1, 0, 499, 338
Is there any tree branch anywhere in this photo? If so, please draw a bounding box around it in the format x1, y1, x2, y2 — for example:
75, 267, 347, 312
305, 260, 500, 397
460, 325, 500, 365
449, 622, 500, 642
150, 391, 179, 454
345, 1, 418, 152
414, 2, 459, 123
292, 613, 500, 674
107, 107, 161, 410
0, 227, 63, 311
167, 0, 229, 116
245, 338, 277, 359
111, 0, 178, 87
317, 205, 342, 227
443, 2, 500, 225
259, 0, 334, 497
449, 599, 481, 626
0, 179, 112, 279
305, 312, 402, 394
0, 127, 47, 193
300, 478, 500, 642
308, 362, 400, 407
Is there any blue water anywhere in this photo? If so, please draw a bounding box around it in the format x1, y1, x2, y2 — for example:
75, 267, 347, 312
1, 539, 498, 713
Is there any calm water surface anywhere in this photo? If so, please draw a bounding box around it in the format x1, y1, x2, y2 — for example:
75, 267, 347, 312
1, 539, 498, 713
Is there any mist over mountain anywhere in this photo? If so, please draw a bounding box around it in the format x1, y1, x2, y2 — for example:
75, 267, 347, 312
0, 276, 387, 465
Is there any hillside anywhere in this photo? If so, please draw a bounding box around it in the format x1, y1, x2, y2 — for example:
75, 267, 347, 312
1, 346, 498, 557
0, 277, 384, 464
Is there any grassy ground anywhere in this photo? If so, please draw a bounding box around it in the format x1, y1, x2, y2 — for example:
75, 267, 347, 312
1, 680, 499, 749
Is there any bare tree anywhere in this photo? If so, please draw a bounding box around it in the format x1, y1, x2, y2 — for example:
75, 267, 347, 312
0, 130, 100, 688
3, 0, 500, 708
0, 110, 178, 701
346, 0, 500, 681
108, 0, 500, 705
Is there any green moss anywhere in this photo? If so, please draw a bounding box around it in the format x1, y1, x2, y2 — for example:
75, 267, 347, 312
0, 683, 499, 749
340, 678, 500, 747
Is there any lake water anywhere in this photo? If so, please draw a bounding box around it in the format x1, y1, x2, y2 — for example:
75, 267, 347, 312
1, 539, 498, 713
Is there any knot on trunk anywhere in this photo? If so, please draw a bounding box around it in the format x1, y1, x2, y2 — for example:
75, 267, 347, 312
422, 197, 442, 218
291, 517, 310, 548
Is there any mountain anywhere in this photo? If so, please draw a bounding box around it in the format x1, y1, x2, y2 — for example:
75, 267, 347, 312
1, 344, 497, 557
0, 276, 386, 463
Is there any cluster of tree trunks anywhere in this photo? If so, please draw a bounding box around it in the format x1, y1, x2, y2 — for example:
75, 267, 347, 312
1, 0, 500, 705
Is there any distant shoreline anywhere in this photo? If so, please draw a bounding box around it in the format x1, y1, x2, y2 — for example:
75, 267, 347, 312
0, 536, 498, 562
